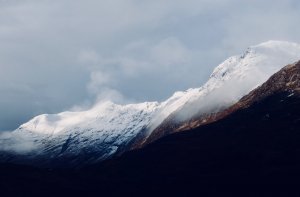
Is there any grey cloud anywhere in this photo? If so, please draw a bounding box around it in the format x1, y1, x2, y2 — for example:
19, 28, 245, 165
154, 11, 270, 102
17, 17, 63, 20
1, 0, 300, 131
0, 131, 37, 154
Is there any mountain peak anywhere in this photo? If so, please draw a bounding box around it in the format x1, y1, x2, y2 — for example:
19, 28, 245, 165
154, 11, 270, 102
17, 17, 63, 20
211, 40, 300, 80
2, 41, 300, 167
144, 41, 300, 145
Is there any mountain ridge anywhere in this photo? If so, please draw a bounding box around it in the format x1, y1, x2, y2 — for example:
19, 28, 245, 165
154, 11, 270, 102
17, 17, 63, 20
141, 41, 300, 145
1, 40, 300, 167
1, 58, 300, 196
161, 60, 300, 135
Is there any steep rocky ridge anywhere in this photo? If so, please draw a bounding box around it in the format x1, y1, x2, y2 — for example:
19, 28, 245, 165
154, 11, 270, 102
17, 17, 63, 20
144, 60, 300, 145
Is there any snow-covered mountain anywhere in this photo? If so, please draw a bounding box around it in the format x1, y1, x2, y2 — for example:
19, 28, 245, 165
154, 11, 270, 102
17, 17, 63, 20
163, 40, 300, 121
1, 40, 300, 167
0, 101, 159, 166
144, 41, 300, 143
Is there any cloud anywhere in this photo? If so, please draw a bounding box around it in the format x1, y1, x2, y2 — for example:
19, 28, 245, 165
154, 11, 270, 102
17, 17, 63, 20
1, 0, 300, 131
79, 37, 200, 101
115, 37, 193, 76
87, 71, 112, 94
0, 131, 37, 154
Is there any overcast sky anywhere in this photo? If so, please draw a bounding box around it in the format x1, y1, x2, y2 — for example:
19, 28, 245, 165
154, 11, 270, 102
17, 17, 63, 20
1, 0, 300, 131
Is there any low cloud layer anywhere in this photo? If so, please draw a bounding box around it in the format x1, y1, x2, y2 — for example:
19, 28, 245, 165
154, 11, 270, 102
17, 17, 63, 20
1, 0, 300, 131
0, 131, 37, 154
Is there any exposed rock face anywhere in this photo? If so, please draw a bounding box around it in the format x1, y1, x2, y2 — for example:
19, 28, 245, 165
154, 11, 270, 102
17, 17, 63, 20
236, 60, 300, 106
144, 60, 300, 145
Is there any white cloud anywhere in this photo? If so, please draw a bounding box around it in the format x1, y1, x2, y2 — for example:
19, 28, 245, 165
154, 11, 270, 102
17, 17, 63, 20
78, 50, 100, 65
87, 71, 112, 95
150, 37, 190, 67
0, 131, 37, 154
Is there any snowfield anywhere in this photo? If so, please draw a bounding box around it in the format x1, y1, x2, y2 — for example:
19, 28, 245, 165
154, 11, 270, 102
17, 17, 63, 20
1, 40, 300, 166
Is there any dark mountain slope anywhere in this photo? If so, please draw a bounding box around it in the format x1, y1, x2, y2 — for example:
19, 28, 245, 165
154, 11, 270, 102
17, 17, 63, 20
97, 91, 300, 184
